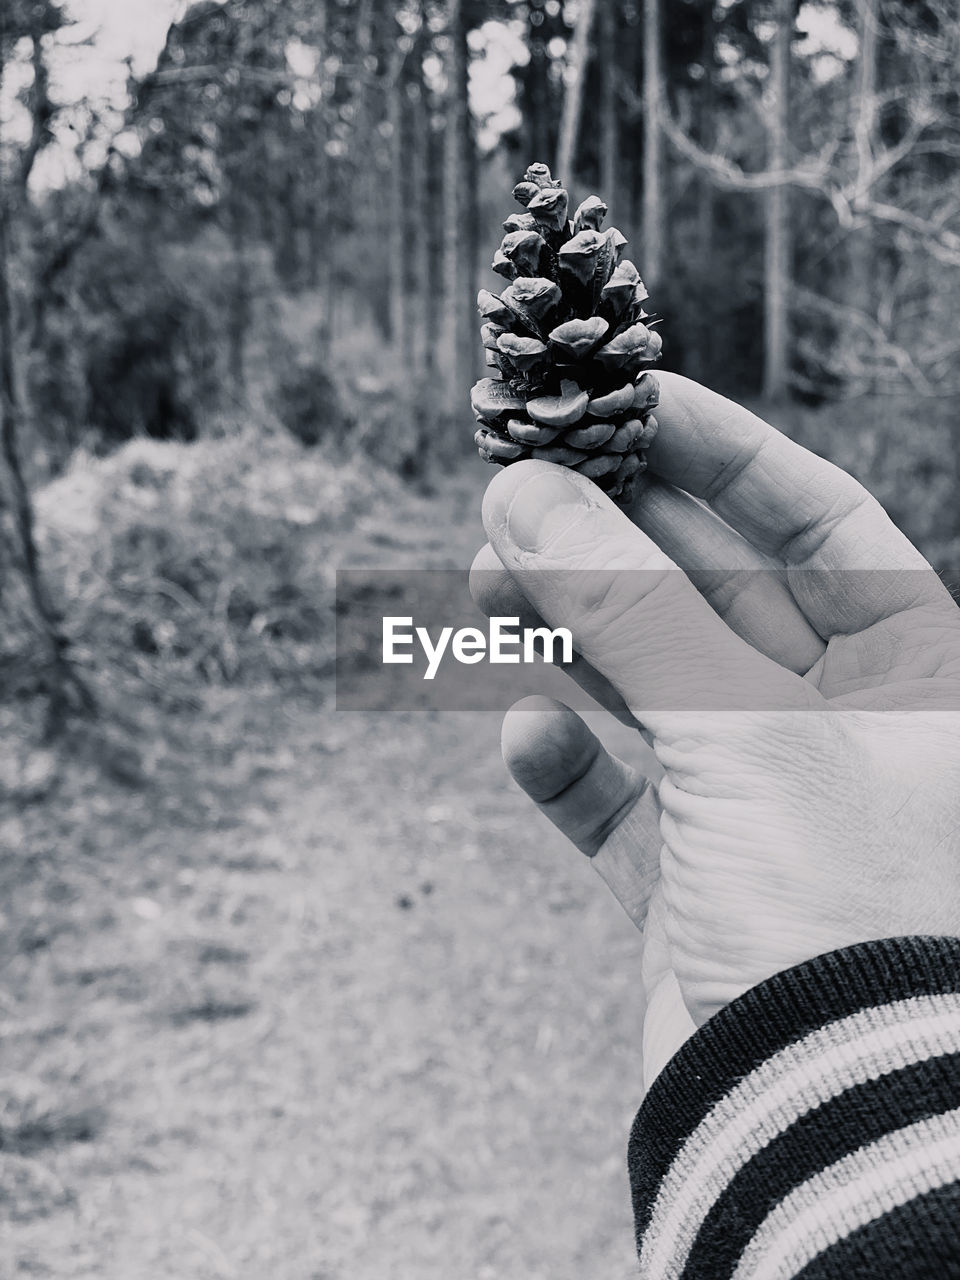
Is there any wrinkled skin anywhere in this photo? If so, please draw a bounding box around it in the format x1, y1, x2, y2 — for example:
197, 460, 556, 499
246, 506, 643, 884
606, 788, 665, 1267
471, 374, 960, 1091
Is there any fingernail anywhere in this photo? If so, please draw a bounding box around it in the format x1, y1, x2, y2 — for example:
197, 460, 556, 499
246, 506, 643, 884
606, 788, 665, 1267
505, 468, 592, 552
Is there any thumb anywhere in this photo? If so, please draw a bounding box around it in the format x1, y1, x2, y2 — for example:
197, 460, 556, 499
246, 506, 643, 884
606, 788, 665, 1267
482, 461, 816, 725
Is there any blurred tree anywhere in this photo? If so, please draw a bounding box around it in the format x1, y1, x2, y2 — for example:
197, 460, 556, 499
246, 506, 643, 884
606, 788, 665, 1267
128, 1, 301, 386
387, 21, 410, 363
849, 0, 879, 342
598, 0, 619, 212
513, 0, 568, 167
4, 0, 959, 546
410, 9, 436, 381
2, 0, 960, 746
555, 0, 597, 185
764, 0, 792, 399
642, 0, 665, 292
0, 0, 94, 726
443, 0, 478, 408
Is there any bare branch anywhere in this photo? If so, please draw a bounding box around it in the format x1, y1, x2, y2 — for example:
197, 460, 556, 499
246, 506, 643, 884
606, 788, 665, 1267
145, 64, 299, 89
846, 111, 933, 204
658, 107, 837, 193
854, 199, 960, 264
792, 284, 934, 394
618, 74, 837, 195
628, 52, 957, 279
851, 0, 878, 197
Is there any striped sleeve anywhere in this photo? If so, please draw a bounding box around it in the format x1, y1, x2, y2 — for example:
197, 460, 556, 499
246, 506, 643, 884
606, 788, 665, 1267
628, 937, 960, 1280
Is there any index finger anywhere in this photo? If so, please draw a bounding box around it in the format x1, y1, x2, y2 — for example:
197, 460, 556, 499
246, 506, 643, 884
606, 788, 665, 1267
641, 373, 952, 635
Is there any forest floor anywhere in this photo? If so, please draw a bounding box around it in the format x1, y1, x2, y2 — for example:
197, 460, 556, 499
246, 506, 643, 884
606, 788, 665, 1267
1, 462, 649, 1280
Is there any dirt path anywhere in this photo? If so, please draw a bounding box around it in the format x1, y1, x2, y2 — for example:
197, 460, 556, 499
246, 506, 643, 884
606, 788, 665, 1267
2, 466, 648, 1280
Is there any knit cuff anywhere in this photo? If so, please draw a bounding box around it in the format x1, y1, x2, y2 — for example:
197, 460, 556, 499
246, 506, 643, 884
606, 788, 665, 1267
629, 937, 960, 1279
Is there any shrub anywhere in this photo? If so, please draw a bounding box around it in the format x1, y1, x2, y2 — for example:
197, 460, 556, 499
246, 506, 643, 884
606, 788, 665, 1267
270, 353, 351, 448
28, 226, 228, 463
34, 430, 408, 695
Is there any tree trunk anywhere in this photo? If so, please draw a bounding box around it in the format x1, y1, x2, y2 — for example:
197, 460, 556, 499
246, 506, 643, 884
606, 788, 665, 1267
311, 2, 335, 350
690, 1, 716, 384
527, 8, 551, 164
387, 41, 411, 365
556, 0, 598, 189
763, 0, 791, 401
642, 0, 664, 290
424, 84, 443, 381
0, 227, 89, 725
411, 48, 432, 381
351, 0, 376, 203
350, 0, 382, 336
228, 204, 250, 392
442, 0, 476, 410
849, 0, 879, 392
0, 39, 93, 730
311, 115, 333, 355
599, 0, 619, 217
306, 0, 327, 291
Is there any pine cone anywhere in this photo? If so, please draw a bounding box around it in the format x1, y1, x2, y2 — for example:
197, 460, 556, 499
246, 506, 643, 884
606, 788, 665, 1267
471, 162, 662, 508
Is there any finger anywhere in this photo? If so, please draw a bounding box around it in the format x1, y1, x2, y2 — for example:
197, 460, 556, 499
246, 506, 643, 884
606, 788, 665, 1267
471, 542, 639, 725
629, 478, 825, 673
646, 373, 952, 635
483, 462, 818, 724
501, 696, 660, 928
476, 475, 825, 677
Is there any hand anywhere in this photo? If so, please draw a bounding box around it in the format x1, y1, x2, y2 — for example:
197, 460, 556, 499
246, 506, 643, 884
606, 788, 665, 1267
471, 373, 960, 1091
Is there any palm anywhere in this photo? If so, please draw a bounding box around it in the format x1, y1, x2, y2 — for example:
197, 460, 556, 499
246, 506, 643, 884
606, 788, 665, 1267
589, 609, 960, 1087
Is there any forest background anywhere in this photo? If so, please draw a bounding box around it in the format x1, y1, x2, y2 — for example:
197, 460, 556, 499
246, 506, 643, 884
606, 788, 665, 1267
2, 2, 960, 1277
3, 0, 960, 717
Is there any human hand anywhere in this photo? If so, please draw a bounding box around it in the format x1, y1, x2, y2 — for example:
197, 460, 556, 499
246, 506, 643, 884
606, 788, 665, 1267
471, 373, 960, 1090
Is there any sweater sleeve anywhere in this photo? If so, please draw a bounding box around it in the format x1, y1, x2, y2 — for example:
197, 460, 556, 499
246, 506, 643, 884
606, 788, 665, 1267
628, 937, 960, 1280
